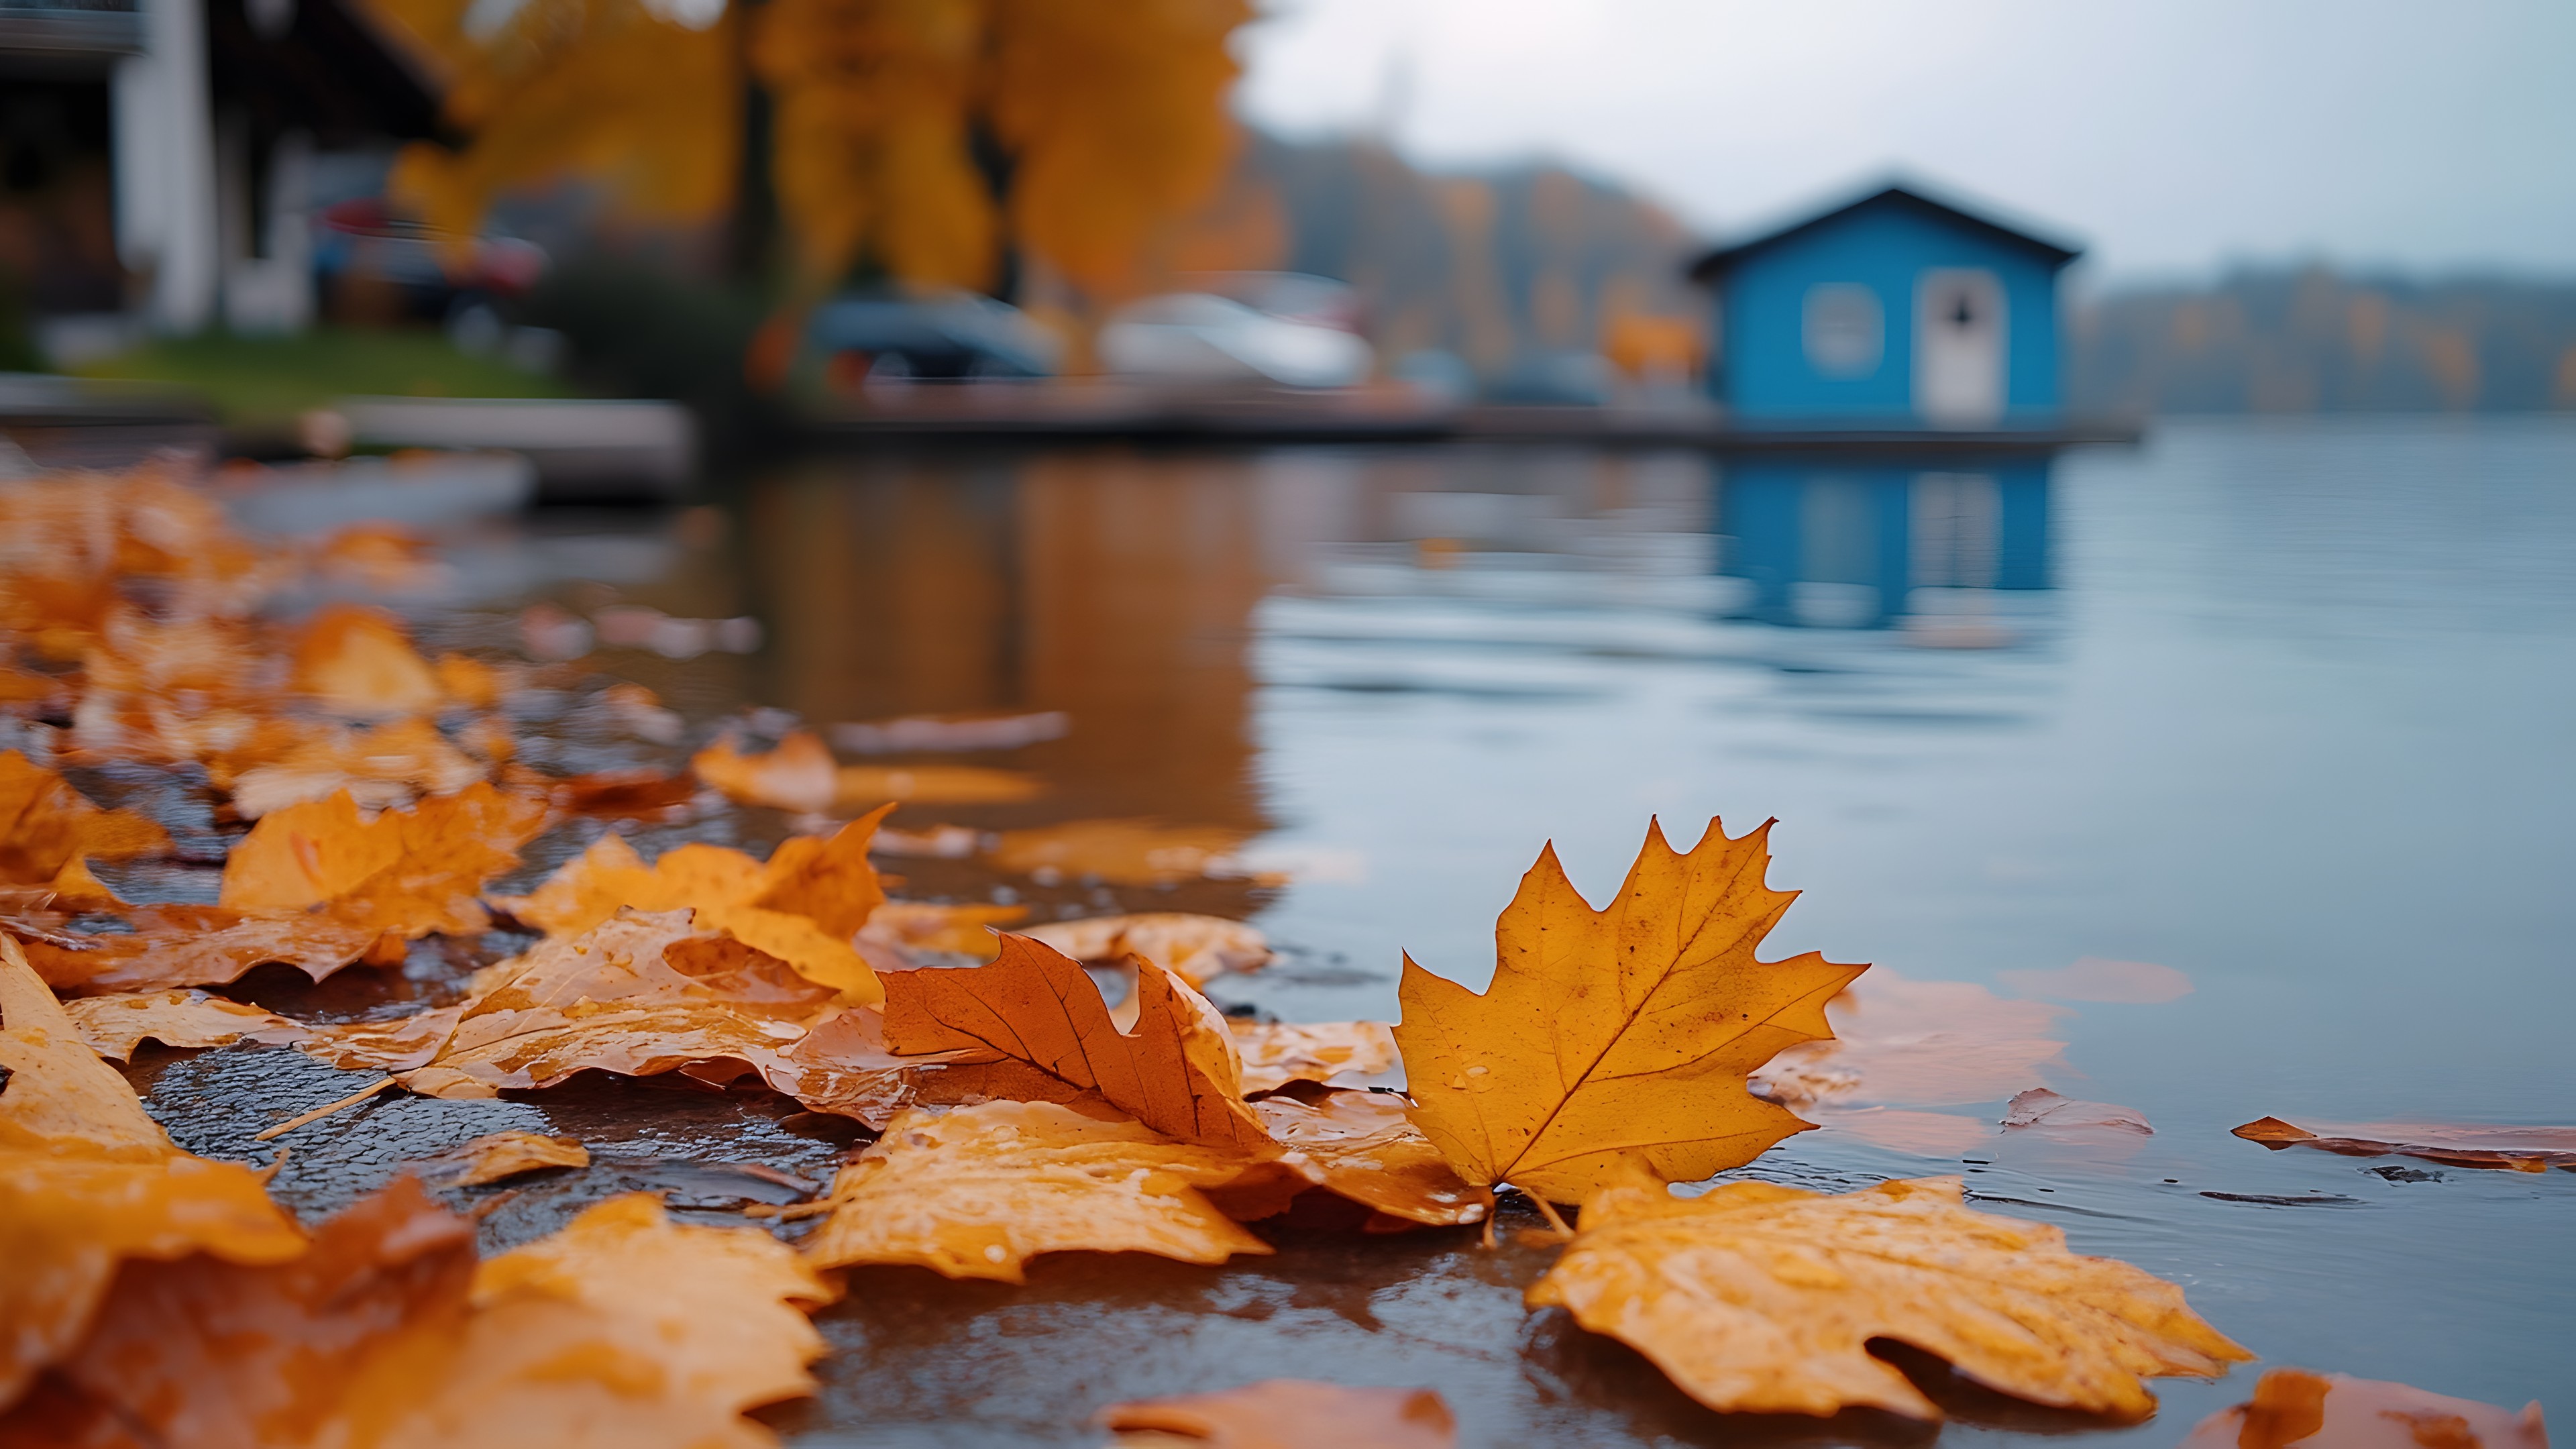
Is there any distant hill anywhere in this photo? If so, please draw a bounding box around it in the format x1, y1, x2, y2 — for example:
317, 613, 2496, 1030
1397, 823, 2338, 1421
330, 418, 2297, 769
1173, 132, 1702, 376
2069, 268, 2576, 415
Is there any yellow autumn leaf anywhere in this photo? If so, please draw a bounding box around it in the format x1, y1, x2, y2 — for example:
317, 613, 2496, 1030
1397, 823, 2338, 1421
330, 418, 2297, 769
1394, 818, 1866, 1204
1525, 1176, 2251, 1419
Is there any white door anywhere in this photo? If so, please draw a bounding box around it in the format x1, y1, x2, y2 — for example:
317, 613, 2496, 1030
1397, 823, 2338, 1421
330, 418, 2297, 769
1913, 268, 2006, 426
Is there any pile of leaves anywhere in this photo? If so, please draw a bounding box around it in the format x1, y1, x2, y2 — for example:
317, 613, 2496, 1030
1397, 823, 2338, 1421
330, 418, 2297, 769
0, 464, 2550, 1446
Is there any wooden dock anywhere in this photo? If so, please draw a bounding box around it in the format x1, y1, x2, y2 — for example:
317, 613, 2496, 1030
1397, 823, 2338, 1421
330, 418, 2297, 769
801, 383, 2140, 453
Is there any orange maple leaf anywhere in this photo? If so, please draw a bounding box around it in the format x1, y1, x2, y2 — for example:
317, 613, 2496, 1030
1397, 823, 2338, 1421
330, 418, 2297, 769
219, 784, 549, 938
1395, 818, 1866, 1203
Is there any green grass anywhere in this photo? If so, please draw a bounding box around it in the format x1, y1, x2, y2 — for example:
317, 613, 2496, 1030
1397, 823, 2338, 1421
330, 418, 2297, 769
76, 327, 577, 428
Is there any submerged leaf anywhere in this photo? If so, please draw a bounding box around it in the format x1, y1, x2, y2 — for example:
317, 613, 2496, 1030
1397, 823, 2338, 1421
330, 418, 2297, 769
2175, 1367, 2548, 1449
2233, 1116, 2576, 1173
1397, 818, 1866, 1203
1525, 1175, 2251, 1419
882, 934, 1269, 1152
986, 818, 1265, 886
1752, 971, 2071, 1110
800, 1100, 1271, 1283
1100, 1380, 1458, 1449
692, 731, 1038, 813
2002, 1088, 2152, 1136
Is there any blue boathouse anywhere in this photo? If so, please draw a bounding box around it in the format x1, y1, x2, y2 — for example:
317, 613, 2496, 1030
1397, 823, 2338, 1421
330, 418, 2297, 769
1688, 182, 2081, 429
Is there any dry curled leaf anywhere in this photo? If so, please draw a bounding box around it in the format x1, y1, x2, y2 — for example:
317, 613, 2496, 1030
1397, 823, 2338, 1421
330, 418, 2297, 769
1752, 971, 2071, 1111
882, 934, 1270, 1152
1101, 1380, 1457, 1449
800, 1100, 1271, 1283
1232, 1020, 1397, 1093
2176, 1367, 2548, 1449
422, 1130, 590, 1187
1024, 912, 1271, 987
63, 988, 311, 1061
219, 784, 549, 938
16, 904, 387, 994
489, 814, 889, 999
0, 750, 170, 884
692, 731, 1039, 814
1525, 1175, 2251, 1419
1397, 818, 1866, 1204
0, 1179, 835, 1449
0, 935, 307, 1405
2233, 1116, 2576, 1173
396, 910, 839, 1099
2001, 1087, 2153, 1136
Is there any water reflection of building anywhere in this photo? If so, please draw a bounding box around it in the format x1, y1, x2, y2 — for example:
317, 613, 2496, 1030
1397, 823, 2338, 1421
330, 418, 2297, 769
1717, 457, 2051, 629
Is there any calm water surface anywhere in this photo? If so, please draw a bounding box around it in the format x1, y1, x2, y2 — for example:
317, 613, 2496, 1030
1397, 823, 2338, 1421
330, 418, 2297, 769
146, 418, 2576, 1443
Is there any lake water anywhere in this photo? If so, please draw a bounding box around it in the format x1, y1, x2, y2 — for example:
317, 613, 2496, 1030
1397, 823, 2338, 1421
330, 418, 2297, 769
136, 417, 2576, 1441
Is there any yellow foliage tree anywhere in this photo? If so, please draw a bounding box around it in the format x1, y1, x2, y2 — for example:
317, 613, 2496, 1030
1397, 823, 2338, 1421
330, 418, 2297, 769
370, 0, 1250, 297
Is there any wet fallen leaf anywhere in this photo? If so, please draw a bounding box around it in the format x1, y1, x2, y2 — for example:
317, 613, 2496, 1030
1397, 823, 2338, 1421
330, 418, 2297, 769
693, 731, 1040, 813
0, 935, 307, 1405
1023, 912, 1271, 987
225, 716, 488, 819
2176, 1366, 2548, 1449
2002, 1087, 2153, 1135
15, 904, 387, 994
490, 814, 890, 998
291, 603, 446, 717
219, 783, 550, 938
63, 988, 311, 1060
883, 934, 1271, 1152
0, 1179, 835, 1448
1754, 971, 2072, 1110
1397, 818, 1867, 1204
1247, 1088, 1493, 1228
800, 1099, 1273, 1282
423, 1130, 591, 1186
1995, 956, 2194, 1005
763, 1002, 1021, 1128
830, 710, 1069, 754
859, 900, 1030, 958
1525, 1175, 2251, 1419
2233, 1116, 2576, 1173
1100, 1380, 1457, 1449
396, 910, 838, 1098
0, 750, 170, 883
986, 818, 1270, 886
1232, 1020, 1398, 1093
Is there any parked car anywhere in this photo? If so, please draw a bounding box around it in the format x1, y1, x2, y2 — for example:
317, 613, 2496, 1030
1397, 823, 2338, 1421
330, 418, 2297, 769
804, 290, 1061, 386
1099, 286, 1373, 389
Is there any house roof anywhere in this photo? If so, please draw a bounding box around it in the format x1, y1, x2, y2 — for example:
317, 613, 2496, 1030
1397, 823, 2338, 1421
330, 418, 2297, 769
1687, 182, 2082, 283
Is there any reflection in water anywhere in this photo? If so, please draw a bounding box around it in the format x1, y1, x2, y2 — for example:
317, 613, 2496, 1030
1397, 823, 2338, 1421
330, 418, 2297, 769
1719, 457, 2051, 629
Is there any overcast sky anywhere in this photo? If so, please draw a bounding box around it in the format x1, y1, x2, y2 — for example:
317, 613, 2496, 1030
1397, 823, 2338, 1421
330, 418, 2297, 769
1234, 0, 2576, 283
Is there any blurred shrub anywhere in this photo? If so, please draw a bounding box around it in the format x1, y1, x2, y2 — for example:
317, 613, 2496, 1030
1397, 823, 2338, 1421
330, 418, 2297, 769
516, 256, 782, 462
